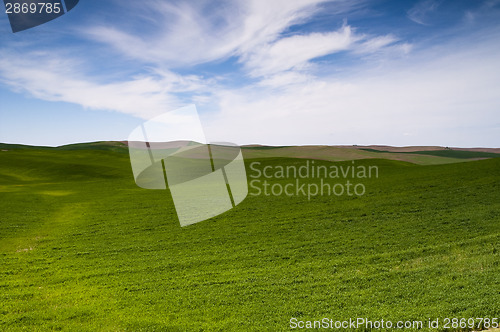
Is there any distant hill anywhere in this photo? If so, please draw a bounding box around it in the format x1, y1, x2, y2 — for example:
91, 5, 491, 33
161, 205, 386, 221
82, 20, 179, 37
1, 141, 499, 165
240, 145, 500, 165
0, 141, 128, 153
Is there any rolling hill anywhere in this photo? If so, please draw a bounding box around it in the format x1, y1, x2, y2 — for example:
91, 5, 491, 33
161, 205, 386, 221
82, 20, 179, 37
0, 142, 499, 331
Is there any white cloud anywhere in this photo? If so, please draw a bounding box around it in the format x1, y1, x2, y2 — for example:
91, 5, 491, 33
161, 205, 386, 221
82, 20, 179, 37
243, 25, 358, 77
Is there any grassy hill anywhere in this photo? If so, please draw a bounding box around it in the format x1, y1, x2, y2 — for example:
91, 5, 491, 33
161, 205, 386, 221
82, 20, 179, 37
0, 141, 129, 153
0, 144, 499, 331
3, 141, 499, 165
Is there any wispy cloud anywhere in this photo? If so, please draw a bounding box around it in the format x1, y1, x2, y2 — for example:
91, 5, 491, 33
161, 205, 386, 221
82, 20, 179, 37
242, 25, 358, 77
0, 0, 409, 114
463, 0, 500, 24
82, 0, 401, 77
204, 37, 500, 146
0, 51, 208, 118
353, 34, 400, 54
407, 0, 442, 25
83, 0, 333, 68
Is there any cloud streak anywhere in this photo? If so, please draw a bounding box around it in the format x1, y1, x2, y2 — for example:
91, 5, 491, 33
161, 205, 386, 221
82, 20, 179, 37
407, 0, 442, 25
83, 0, 331, 68
0, 51, 208, 118
242, 25, 358, 77
82, 0, 399, 77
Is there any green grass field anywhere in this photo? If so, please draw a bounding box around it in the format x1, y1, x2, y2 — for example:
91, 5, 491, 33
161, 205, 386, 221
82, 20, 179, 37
0, 144, 499, 331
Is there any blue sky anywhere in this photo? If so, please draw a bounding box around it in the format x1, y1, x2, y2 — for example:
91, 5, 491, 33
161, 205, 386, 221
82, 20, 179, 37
0, 0, 499, 147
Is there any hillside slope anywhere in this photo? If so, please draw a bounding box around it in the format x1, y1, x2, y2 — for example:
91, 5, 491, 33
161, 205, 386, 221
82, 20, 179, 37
0, 146, 499, 331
